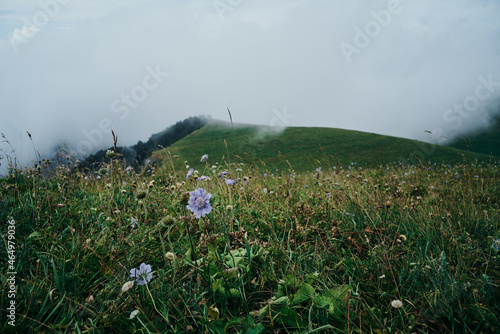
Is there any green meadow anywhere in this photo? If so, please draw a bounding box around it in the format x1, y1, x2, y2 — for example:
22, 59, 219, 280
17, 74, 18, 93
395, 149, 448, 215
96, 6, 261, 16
1, 124, 499, 333
151, 122, 494, 173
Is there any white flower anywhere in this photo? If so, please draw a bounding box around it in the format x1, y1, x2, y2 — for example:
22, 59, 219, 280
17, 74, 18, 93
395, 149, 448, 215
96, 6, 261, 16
105, 150, 116, 159
129, 310, 139, 319
85, 295, 94, 304
391, 300, 403, 309
121, 281, 135, 293
166, 252, 175, 261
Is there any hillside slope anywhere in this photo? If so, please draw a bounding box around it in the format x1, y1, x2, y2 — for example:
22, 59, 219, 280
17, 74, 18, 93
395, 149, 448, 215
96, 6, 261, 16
152, 121, 495, 173
447, 115, 500, 157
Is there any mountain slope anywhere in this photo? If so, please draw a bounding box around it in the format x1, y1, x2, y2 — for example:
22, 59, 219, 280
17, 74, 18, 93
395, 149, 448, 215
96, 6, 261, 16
152, 121, 496, 173
447, 115, 500, 157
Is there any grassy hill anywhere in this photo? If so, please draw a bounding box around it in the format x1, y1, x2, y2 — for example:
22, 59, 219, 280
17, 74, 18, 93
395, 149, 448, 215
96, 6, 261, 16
152, 121, 496, 173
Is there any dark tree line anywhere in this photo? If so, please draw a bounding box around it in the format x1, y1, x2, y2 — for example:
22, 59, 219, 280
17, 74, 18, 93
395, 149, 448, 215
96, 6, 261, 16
80, 115, 210, 170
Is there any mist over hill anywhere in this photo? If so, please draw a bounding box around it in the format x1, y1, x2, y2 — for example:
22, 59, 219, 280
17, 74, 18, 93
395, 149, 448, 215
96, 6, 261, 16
447, 113, 500, 158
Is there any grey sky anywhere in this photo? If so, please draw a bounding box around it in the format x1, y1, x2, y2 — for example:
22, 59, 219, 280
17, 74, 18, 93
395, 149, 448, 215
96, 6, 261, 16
1, 0, 500, 170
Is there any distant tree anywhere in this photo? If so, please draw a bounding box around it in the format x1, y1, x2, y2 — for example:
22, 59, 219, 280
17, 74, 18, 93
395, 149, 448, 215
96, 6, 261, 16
79, 115, 210, 171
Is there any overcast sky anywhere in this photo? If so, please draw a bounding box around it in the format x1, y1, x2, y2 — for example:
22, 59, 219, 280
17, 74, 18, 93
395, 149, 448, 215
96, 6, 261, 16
1, 0, 500, 170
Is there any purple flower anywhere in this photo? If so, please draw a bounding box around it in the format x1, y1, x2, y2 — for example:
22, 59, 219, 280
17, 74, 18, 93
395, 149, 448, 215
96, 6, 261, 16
200, 154, 208, 162
225, 178, 236, 186
263, 173, 268, 177
186, 168, 194, 179
186, 188, 213, 218
130, 263, 153, 285
199, 175, 209, 180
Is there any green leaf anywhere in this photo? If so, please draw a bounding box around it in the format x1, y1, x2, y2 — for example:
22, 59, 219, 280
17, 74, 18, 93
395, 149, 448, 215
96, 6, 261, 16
315, 285, 351, 319
327, 284, 351, 299
248, 323, 265, 334
28, 231, 42, 239
212, 278, 222, 293
273, 296, 289, 305
241, 315, 265, 334
241, 315, 253, 334
257, 305, 269, 318
178, 221, 186, 235
208, 241, 218, 252
229, 288, 241, 298
306, 272, 320, 284
282, 274, 299, 288
206, 263, 220, 276
255, 247, 268, 258
185, 247, 192, 261
277, 306, 305, 328
208, 319, 224, 334
292, 283, 315, 305
224, 317, 242, 330
244, 237, 252, 260
225, 256, 245, 268
248, 324, 266, 334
